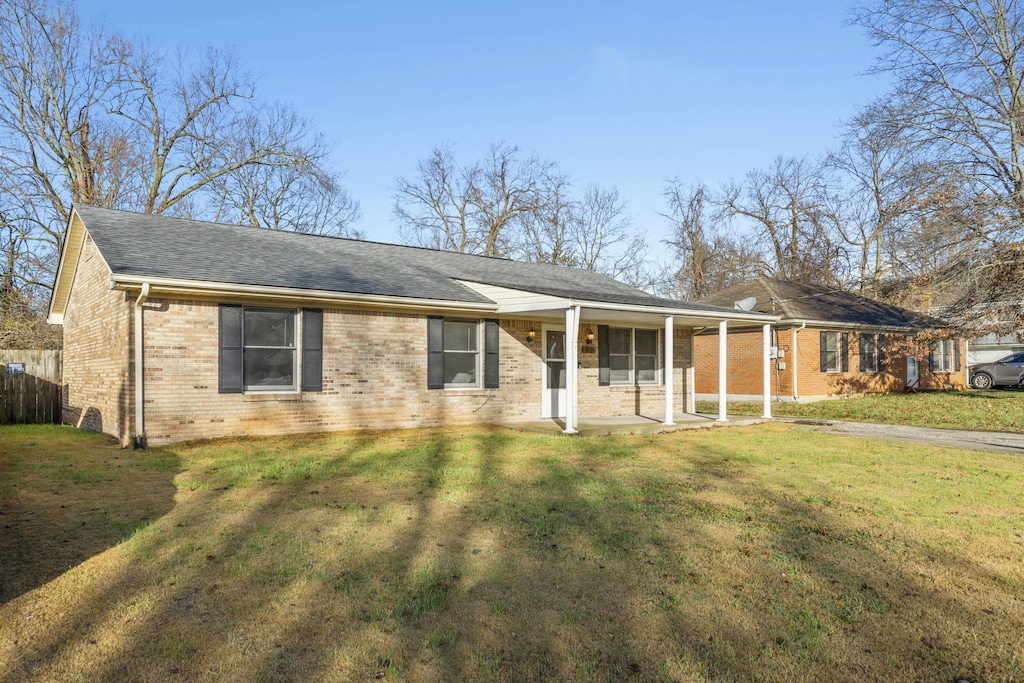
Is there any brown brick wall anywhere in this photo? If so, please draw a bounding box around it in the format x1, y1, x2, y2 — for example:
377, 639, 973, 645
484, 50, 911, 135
61, 235, 133, 444
695, 327, 967, 399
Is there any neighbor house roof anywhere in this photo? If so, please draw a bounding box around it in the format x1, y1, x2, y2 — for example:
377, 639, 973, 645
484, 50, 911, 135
699, 276, 946, 330
51, 206, 775, 323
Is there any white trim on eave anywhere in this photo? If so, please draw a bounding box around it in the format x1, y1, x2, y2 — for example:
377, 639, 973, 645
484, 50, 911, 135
108, 274, 499, 314
776, 318, 939, 333
456, 279, 779, 323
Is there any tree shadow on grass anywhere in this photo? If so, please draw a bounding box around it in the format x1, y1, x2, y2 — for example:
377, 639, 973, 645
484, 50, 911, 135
2, 424, 1022, 682
0, 425, 180, 604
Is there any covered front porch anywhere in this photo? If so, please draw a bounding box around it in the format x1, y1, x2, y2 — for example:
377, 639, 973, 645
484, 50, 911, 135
462, 280, 781, 433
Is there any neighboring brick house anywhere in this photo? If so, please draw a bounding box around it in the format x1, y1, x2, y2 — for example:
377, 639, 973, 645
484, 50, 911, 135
693, 278, 967, 402
47, 206, 779, 446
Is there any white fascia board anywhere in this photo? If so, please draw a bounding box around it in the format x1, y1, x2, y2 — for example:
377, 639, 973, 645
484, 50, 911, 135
577, 299, 780, 323
779, 318, 932, 333
108, 275, 499, 314
494, 299, 573, 313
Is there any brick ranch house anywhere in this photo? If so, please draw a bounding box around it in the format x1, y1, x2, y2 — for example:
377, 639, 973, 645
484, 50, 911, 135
693, 277, 968, 402
47, 206, 781, 447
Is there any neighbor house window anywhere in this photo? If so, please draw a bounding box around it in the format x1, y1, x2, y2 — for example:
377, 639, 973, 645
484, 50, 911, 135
932, 339, 954, 372
443, 319, 480, 388
219, 305, 322, 394
859, 333, 879, 373
822, 332, 840, 372
605, 327, 660, 386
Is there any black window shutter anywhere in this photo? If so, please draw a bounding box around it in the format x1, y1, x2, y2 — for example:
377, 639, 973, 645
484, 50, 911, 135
484, 319, 499, 388
218, 304, 243, 393
598, 325, 610, 386
928, 349, 937, 372
859, 333, 868, 372
841, 333, 849, 372
819, 331, 828, 372
877, 334, 886, 371
954, 340, 961, 371
427, 316, 444, 389
301, 309, 323, 392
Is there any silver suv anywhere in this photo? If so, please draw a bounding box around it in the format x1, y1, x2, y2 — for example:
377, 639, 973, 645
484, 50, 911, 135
968, 352, 1024, 389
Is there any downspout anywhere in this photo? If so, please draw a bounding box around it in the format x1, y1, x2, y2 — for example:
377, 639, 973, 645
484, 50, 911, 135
134, 283, 150, 449
791, 322, 806, 401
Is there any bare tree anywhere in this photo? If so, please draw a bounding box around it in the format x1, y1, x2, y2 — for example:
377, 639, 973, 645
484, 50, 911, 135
0, 0, 356, 329
853, 0, 1024, 217
826, 104, 928, 296
719, 156, 845, 285
515, 169, 576, 266
854, 0, 1024, 326
661, 180, 761, 299
393, 142, 550, 257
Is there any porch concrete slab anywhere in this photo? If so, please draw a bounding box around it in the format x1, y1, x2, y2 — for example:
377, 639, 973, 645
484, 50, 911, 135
501, 413, 770, 437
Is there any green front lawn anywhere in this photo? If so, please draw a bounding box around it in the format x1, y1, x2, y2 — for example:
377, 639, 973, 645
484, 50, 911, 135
698, 389, 1024, 432
1, 423, 1022, 682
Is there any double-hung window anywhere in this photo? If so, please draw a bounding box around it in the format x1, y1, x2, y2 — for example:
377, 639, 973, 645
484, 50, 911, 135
822, 331, 841, 372
443, 319, 480, 388
243, 308, 297, 390
427, 317, 499, 390
219, 305, 322, 393
609, 328, 633, 384
634, 329, 659, 384
859, 333, 879, 373
932, 339, 954, 372
605, 327, 660, 386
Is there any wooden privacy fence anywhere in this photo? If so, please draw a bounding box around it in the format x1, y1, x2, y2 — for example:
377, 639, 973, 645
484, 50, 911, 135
1, 350, 62, 425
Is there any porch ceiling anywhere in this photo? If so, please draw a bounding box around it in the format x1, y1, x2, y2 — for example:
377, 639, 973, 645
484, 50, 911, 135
505, 306, 766, 328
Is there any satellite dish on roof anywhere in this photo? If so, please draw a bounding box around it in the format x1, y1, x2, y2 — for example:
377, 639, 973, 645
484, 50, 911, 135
733, 296, 757, 311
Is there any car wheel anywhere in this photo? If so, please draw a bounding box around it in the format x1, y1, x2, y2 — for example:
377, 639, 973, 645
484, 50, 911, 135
972, 372, 993, 389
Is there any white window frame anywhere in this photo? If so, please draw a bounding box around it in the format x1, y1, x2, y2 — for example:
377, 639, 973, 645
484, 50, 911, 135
934, 339, 954, 372
242, 306, 299, 392
443, 319, 481, 389
823, 331, 841, 372
609, 326, 661, 386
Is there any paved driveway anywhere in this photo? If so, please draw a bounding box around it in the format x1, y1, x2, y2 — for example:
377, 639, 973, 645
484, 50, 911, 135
786, 419, 1024, 454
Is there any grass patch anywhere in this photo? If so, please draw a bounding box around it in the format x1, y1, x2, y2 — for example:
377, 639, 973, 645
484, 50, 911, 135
1, 423, 1022, 682
698, 389, 1024, 432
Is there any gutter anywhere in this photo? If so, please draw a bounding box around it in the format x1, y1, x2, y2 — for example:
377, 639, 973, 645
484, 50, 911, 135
108, 275, 498, 313
134, 283, 150, 449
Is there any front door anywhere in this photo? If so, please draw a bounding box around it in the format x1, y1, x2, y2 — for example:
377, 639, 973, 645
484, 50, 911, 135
542, 327, 567, 418
906, 355, 919, 388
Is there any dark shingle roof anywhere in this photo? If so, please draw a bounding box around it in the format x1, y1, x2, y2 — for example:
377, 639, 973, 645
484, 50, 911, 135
699, 277, 946, 329
74, 205, 737, 314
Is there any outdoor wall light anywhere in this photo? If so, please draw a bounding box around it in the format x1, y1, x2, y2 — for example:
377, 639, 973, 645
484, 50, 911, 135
585, 327, 595, 345
527, 328, 536, 342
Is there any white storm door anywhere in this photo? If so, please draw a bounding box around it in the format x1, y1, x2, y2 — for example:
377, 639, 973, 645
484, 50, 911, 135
542, 327, 567, 418
907, 356, 919, 387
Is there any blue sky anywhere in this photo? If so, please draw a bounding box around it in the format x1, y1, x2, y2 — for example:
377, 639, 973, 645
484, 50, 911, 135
76, 1, 889, 247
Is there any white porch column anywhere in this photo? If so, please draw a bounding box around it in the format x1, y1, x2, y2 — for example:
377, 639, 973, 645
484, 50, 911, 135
563, 306, 579, 434
686, 334, 696, 414
717, 319, 728, 422
762, 323, 772, 418
663, 316, 675, 425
